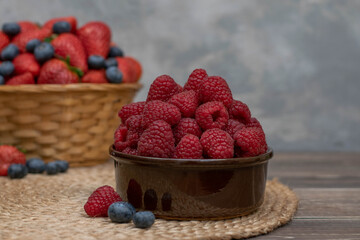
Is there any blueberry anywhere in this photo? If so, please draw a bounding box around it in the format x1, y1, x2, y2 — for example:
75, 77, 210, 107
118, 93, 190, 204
108, 46, 124, 58
34, 42, 54, 63
46, 162, 59, 175
118, 201, 136, 216
26, 39, 42, 53
52, 21, 71, 34
106, 66, 123, 83
0, 75, 5, 85
26, 158, 46, 174
2, 22, 21, 36
108, 202, 134, 223
104, 58, 118, 69
0, 61, 15, 76
8, 164, 28, 179
88, 55, 105, 69
55, 160, 69, 173
133, 211, 155, 229
1, 44, 19, 60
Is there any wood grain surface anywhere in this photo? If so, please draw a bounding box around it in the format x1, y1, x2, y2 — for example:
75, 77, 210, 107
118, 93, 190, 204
254, 152, 360, 240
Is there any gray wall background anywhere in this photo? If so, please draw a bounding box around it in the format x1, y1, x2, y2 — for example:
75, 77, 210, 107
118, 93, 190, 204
1, 0, 359, 152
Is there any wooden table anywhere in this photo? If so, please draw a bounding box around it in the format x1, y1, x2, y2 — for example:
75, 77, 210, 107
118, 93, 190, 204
255, 152, 360, 239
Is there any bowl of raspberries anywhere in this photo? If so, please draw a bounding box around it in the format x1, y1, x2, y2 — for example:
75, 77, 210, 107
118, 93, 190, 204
109, 68, 272, 220
0, 17, 141, 166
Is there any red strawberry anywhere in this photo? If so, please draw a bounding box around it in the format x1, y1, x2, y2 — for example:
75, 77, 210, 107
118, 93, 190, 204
116, 57, 137, 83
77, 21, 111, 58
84, 185, 122, 217
0, 31, 10, 52
12, 28, 51, 52
6, 72, 35, 85
18, 21, 39, 33
0, 145, 26, 176
38, 59, 80, 84
13, 53, 40, 77
43, 16, 77, 34
124, 56, 142, 82
82, 70, 108, 84
51, 33, 88, 73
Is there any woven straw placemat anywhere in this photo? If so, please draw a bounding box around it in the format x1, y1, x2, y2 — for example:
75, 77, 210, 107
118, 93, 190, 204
0, 162, 298, 240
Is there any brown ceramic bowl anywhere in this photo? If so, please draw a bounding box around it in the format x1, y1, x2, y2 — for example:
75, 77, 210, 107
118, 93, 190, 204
109, 145, 273, 220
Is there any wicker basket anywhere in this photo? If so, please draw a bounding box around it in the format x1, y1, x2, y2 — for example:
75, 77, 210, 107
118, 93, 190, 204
0, 83, 141, 167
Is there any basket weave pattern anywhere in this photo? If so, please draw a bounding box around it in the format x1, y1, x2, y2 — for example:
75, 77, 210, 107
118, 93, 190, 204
0, 83, 141, 166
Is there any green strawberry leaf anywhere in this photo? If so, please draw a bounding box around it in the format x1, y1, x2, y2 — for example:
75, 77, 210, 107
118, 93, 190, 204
44, 34, 58, 43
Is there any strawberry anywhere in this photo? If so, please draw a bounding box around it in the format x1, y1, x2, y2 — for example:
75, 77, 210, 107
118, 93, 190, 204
0, 145, 26, 176
38, 59, 80, 84
12, 28, 51, 52
84, 185, 122, 217
0, 31, 10, 52
13, 53, 40, 77
43, 16, 77, 34
18, 21, 39, 33
51, 33, 88, 73
124, 56, 142, 82
77, 21, 111, 58
82, 70, 108, 84
116, 57, 136, 83
6, 72, 35, 85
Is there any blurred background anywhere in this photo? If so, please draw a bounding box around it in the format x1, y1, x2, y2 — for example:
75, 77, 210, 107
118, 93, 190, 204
1, 0, 359, 152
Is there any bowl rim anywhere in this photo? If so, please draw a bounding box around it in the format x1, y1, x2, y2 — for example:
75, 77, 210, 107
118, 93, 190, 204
109, 145, 273, 168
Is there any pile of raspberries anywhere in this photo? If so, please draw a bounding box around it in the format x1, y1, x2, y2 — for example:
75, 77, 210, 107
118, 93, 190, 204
114, 69, 268, 159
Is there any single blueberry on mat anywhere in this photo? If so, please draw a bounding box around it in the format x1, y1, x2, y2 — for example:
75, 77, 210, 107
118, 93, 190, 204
8, 164, 28, 179
133, 211, 155, 229
106, 66, 123, 83
1, 44, 19, 61
26, 158, 46, 174
34, 42, 54, 63
118, 201, 136, 216
108, 46, 124, 58
0, 75, 5, 85
108, 202, 135, 223
52, 21, 71, 34
0, 61, 15, 76
46, 162, 59, 175
2, 22, 21, 36
55, 160, 69, 173
26, 39, 42, 53
104, 58, 118, 69
88, 55, 105, 69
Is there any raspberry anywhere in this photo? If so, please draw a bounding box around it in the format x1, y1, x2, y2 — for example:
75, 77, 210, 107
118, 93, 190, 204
246, 117, 263, 129
233, 127, 267, 157
114, 123, 141, 151
225, 119, 245, 138
141, 100, 181, 129
114, 124, 129, 151
200, 128, 234, 159
0, 145, 26, 176
195, 101, 229, 131
137, 120, 175, 158
84, 185, 122, 217
184, 68, 208, 94
173, 118, 202, 144
168, 90, 199, 118
118, 101, 145, 123
176, 83, 183, 93
174, 134, 203, 159
229, 100, 251, 124
125, 115, 143, 133
122, 147, 138, 155
146, 75, 180, 102
200, 76, 233, 108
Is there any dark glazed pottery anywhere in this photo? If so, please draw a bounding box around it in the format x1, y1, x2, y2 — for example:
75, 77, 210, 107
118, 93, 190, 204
109, 145, 273, 220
